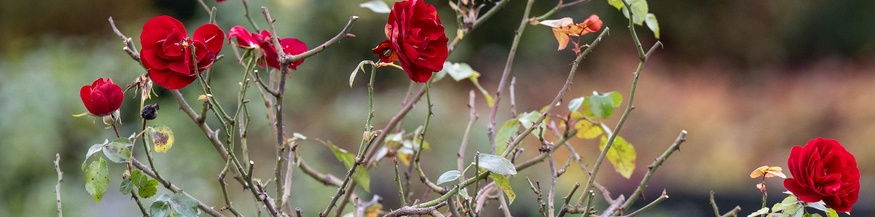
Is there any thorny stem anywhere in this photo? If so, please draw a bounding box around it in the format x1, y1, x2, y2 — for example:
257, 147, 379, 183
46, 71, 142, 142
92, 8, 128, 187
501, 28, 611, 158
457, 91, 478, 181
488, 0, 536, 154
576, 41, 661, 207
624, 191, 668, 217
394, 160, 408, 205
622, 130, 687, 210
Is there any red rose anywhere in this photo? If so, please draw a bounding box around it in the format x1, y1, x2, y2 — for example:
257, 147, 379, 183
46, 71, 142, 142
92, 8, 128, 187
80, 78, 124, 116
372, 0, 449, 83
784, 138, 860, 212
228, 26, 307, 70
140, 16, 225, 90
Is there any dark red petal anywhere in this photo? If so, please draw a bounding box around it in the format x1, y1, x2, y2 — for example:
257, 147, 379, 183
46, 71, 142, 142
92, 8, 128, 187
149, 68, 197, 90
80, 85, 97, 115
98, 78, 124, 114
279, 38, 307, 69
141, 16, 186, 48
194, 24, 225, 55
229, 26, 258, 48
784, 178, 823, 202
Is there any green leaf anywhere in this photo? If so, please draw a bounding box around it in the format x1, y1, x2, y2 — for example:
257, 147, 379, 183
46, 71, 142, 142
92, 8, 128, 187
607, 0, 623, 9
620, 0, 649, 25
575, 121, 603, 139
82, 140, 106, 170
568, 97, 585, 112
825, 208, 838, 217
590, 91, 622, 119
599, 135, 636, 179
443, 62, 477, 81
645, 13, 660, 39
131, 169, 147, 186
477, 154, 517, 175
120, 179, 134, 195
85, 157, 109, 203
518, 111, 546, 137
146, 125, 175, 153
169, 193, 199, 217
359, 0, 390, 13
470, 75, 495, 107
139, 179, 159, 198
495, 120, 520, 155
747, 207, 770, 217
327, 142, 371, 192
103, 138, 132, 163
436, 170, 461, 185
489, 173, 516, 204
150, 194, 172, 217
806, 201, 828, 212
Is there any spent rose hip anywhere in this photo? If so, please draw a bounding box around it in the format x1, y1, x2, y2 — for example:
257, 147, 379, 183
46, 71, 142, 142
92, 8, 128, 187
228, 26, 307, 70
140, 16, 225, 90
784, 137, 860, 212
80, 78, 124, 116
372, 0, 449, 83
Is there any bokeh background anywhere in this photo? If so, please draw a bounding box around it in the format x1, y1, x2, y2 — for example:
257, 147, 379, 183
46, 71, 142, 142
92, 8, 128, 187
1, 0, 873, 216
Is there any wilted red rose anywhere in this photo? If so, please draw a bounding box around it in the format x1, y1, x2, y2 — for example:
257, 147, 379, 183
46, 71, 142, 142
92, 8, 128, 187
372, 0, 449, 83
228, 26, 307, 70
140, 16, 224, 90
784, 138, 859, 212
80, 78, 124, 116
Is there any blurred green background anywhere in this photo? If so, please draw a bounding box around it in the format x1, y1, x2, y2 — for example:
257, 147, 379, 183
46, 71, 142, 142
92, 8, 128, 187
1, 0, 872, 216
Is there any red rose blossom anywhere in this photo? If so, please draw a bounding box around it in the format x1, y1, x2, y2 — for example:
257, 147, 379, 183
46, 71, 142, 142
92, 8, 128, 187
371, 0, 449, 83
784, 137, 859, 212
80, 78, 124, 116
228, 26, 307, 70
140, 16, 225, 90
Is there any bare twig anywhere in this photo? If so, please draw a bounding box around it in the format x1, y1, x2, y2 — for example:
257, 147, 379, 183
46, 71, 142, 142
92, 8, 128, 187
622, 190, 668, 217
458, 91, 478, 180
108, 17, 140, 62
131, 158, 225, 217
598, 195, 625, 217
53, 153, 63, 217
385, 202, 447, 217
622, 130, 686, 209
533, 0, 588, 21
488, 0, 536, 154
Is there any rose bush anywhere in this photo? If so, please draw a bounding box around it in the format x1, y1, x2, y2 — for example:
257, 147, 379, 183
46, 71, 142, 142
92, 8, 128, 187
228, 26, 307, 70
140, 16, 224, 90
784, 137, 860, 212
80, 78, 124, 116
372, 0, 448, 83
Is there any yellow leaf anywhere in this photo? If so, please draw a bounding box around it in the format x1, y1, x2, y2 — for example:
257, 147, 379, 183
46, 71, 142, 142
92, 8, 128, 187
146, 125, 175, 153
365, 203, 382, 217
575, 121, 602, 139
72, 112, 90, 117
552, 29, 571, 50
398, 153, 411, 166
570, 111, 584, 121
599, 135, 636, 179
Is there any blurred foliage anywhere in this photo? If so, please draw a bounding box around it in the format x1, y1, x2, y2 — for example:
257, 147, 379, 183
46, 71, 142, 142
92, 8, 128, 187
0, 0, 873, 216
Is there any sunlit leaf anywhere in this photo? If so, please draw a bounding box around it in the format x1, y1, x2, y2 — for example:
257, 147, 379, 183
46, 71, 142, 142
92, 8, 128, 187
495, 120, 520, 155
747, 207, 770, 217
85, 157, 109, 203
599, 135, 636, 179
489, 173, 516, 204
477, 154, 517, 175
444, 62, 477, 81
620, 0, 649, 25
146, 125, 175, 153
103, 138, 132, 163
83, 140, 107, 170
575, 121, 603, 139
360, 0, 390, 13
645, 13, 660, 39
607, 0, 623, 9
436, 170, 461, 185
169, 193, 199, 217
568, 97, 585, 112
825, 208, 839, 217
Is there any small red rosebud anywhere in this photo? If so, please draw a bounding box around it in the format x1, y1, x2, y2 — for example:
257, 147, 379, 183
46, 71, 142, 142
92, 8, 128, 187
80, 78, 124, 116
